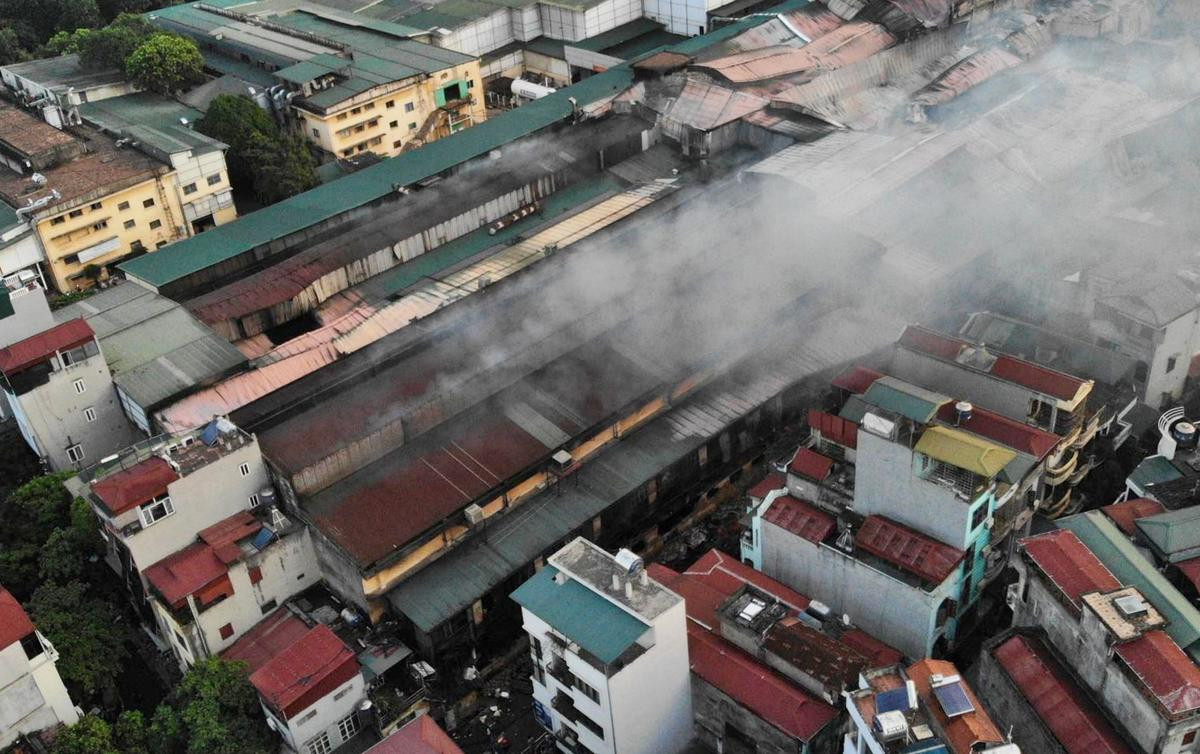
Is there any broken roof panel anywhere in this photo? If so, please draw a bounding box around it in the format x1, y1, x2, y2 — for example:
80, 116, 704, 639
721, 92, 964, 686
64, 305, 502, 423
697, 21, 895, 84
1114, 630, 1200, 717
661, 73, 770, 130
855, 514, 965, 585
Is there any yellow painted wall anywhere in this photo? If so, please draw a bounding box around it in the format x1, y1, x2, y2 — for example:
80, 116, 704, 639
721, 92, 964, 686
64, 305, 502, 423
298, 60, 488, 161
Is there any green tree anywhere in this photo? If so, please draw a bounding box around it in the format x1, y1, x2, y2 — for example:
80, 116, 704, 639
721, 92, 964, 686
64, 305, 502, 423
44, 27, 93, 55
51, 714, 118, 754
125, 32, 203, 93
0, 543, 40, 600
28, 581, 129, 697
78, 12, 154, 69
113, 710, 151, 754
0, 27, 29, 64
38, 528, 87, 583
196, 94, 277, 188
174, 658, 273, 754
0, 472, 74, 554
147, 704, 186, 754
244, 131, 319, 205
41, 0, 103, 39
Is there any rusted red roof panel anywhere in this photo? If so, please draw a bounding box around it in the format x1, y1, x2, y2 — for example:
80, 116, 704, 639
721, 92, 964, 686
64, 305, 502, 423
90, 457, 180, 516
1018, 529, 1121, 613
1101, 498, 1166, 537
808, 408, 858, 449
789, 448, 834, 481
832, 365, 883, 394
935, 401, 1060, 459
764, 496, 836, 544
0, 318, 93, 375
1114, 630, 1200, 716
856, 515, 965, 584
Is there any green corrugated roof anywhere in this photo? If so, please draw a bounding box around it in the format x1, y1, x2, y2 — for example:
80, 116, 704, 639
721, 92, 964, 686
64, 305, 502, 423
1137, 507, 1200, 559
0, 201, 21, 234
400, 8, 464, 29
120, 66, 635, 287
914, 425, 1016, 479
524, 36, 566, 58
573, 18, 664, 52
78, 93, 205, 134
1058, 511, 1200, 652
862, 377, 949, 423
1129, 455, 1184, 490
275, 53, 350, 84
510, 566, 648, 664
605, 29, 686, 60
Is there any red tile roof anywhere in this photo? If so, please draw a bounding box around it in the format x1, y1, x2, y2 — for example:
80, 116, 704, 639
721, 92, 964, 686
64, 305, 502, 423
369, 716, 463, 754
763, 496, 836, 544
648, 563, 731, 631
832, 366, 883, 395
907, 659, 1004, 754
221, 609, 311, 674
90, 457, 180, 516
0, 318, 93, 375
1176, 558, 1200, 595
855, 515, 965, 585
789, 448, 834, 481
1019, 530, 1121, 614
1101, 498, 1166, 537
808, 409, 857, 449
0, 587, 35, 650
899, 325, 1087, 402
1114, 630, 1200, 717
748, 472, 786, 501
935, 402, 1060, 459
993, 633, 1134, 754
687, 623, 837, 742
250, 624, 360, 719
143, 542, 229, 609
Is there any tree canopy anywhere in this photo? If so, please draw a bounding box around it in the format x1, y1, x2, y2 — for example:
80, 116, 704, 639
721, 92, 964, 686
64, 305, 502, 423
125, 32, 203, 93
28, 580, 130, 698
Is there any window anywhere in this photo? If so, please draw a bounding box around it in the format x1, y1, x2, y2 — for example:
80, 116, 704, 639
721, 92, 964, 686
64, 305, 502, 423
337, 713, 359, 741
333, 684, 354, 701
183, 183, 197, 195
260, 599, 277, 614
207, 173, 222, 186
393, 140, 402, 149
351, 106, 361, 115
337, 112, 347, 121
240, 462, 251, 476
84, 407, 96, 422
143, 198, 155, 208
72, 378, 86, 394
90, 202, 102, 210
312, 127, 319, 137
118, 201, 130, 211
532, 636, 543, 660
138, 493, 174, 527
131, 240, 145, 253
1184, 730, 1197, 746
249, 566, 263, 584
364, 102, 375, 111
156, 240, 167, 248
66, 444, 84, 463
573, 676, 600, 704
389, 120, 398, 128
69, 209, 83, 218
51, 216, 65, 225
576, 711, 604, 740
970, 503, 988, 532
386, 100, 395, 108
123, 219, 135, 229
91, 220, 108, 231
149, 219, 162, 229
306, 732, 331, 754
19, 633, 43, 661
248, 493, 260, 508
404, 102, 415, 112
1168, 356, 1179, 374
409, 122, 417, 130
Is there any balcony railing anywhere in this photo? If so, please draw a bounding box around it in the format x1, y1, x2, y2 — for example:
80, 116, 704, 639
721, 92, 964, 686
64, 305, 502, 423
1044, 449, 1078, 487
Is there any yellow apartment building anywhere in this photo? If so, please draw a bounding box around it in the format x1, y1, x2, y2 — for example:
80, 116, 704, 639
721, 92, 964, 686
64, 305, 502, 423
0, 100, 236, 292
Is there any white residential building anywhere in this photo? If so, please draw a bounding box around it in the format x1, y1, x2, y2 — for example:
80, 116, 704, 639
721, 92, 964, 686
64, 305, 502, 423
0, 588, 79, 747
512, 538, 693, 754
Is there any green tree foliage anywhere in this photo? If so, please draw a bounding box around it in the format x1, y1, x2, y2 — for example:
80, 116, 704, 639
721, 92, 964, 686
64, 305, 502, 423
0, 472, 79, 599
124, 32, 202, 93
28, 581, 129, 697
245, 131, 319, 205
0, 27, 29, 65
78, 13, 155, 69
113, 710, 151, 754
174, 658, 273, 754
197, 95, 317, 205
147, 704, 186, 753
51, 714, 119, 754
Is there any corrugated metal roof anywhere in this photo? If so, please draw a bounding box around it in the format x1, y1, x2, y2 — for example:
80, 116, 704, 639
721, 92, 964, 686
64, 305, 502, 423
748, 472, 787, 500
914, 425, 1016, 479
0, 317, 93, 375
54, 284, 245, 410
1100, 498, 1165, 536
832, 365, 882, 394
809, 408, 858, 448
661, 73, 769, 131
1113, 630, 1200, 717
862, 375, 949, 423
1018, 529, 1121, 613
120, 67, 637, 288
992, 633, 1135, 754
1129, 455, 1185, 490
1135, 506, 1200, 558
250, 624, 359, 718
855, 515, 965, 585
687, 623, 838, 741
763, 495, 835, 543
696, 21, 894, 84
934, 401, 1059, 461
1057, 511, 1200, 652
221, 609, 311, 674
90, 456, 179, 515
510, 565, 648, 664
0, 588, 35, 651
143, 540, 229, 607
788, 447, 833, 480
371, 716, 462, 754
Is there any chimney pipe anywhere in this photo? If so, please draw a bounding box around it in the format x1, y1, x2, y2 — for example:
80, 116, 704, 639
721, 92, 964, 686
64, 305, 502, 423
638, 570, 648, 587
624, 580, 633, 600
611, 574, 621, 591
